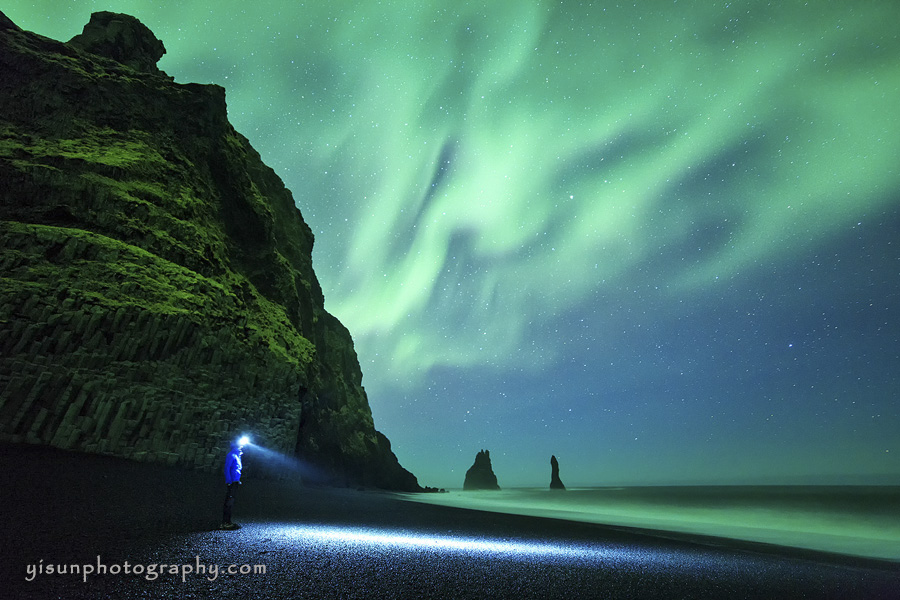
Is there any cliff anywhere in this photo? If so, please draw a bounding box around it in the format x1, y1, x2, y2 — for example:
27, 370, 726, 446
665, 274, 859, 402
0, 11, 420, 490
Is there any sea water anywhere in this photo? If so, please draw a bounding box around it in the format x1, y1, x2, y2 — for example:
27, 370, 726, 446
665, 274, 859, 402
402, 486, 900, 561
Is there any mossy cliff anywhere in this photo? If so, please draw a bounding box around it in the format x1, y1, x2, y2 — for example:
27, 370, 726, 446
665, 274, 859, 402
0, 12, 420, 490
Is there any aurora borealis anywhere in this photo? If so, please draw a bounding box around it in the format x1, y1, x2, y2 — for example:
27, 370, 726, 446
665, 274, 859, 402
7, 1, 899, 488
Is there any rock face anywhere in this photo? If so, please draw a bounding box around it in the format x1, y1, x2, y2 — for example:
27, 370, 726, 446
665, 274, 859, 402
68, 12, 166, 75
463, 450, 500, 490
549, 455, 566, 490
0, 12, 420, 491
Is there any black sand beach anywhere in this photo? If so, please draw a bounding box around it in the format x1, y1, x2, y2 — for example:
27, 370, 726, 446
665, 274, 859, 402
3, 444, 898, 599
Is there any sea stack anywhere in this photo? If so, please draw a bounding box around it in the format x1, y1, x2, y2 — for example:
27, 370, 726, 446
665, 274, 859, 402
463, 449, 501, 490
550, 455, 566, 490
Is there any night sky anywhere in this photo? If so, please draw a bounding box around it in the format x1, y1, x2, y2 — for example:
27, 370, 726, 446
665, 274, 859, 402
8, 1, 899, 488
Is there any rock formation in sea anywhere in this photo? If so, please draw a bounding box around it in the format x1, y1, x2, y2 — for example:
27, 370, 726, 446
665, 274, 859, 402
463, 449, 501, 490
0, 11, 421, 491
549, 455, 566, 490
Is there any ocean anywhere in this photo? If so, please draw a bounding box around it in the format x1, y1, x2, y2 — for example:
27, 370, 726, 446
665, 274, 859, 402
401, 485, 900, 561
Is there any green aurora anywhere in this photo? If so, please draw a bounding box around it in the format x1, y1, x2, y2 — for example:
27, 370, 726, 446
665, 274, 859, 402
7, 1, 900, 487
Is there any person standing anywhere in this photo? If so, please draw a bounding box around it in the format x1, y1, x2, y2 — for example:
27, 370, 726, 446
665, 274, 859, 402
221, 439, 244, 530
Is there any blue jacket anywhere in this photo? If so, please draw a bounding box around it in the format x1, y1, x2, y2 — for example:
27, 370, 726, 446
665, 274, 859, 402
224, 445, 242, 484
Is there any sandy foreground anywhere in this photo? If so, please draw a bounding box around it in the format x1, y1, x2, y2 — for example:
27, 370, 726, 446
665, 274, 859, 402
2, 444, 898, 599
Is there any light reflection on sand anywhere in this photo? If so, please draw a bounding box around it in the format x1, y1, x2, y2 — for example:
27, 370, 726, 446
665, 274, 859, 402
281, 524, 620, 562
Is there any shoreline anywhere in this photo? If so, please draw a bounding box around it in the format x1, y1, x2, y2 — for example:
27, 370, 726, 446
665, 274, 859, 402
396, 486, 900, 563
4, 444, 899, 598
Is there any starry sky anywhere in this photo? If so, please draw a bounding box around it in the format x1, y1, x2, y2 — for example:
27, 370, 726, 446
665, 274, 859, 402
7, 1, 900, 488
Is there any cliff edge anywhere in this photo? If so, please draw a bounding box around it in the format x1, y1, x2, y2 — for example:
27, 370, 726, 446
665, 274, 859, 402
0, 11, 420, 490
